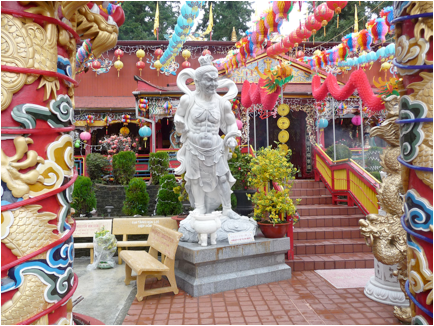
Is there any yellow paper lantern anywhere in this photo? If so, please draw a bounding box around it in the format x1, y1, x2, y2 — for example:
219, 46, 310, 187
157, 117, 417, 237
136, 49, 145, 60
154, 60, 162, 75
182, 49, 191, 61
120, 126, 130, 136
114, 59, 123, 77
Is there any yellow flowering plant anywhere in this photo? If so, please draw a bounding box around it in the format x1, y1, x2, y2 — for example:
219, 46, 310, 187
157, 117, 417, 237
247, 145, 300, 225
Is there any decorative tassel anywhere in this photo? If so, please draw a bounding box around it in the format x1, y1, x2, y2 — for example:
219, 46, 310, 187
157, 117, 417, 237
313, 35, 315, 45
356, 130, 359, 138
337, 15, 339, 28
324, 26, 326, 37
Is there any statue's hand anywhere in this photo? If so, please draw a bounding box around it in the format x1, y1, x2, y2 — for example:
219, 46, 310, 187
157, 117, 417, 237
174, 120, 187, 133
227, 137, 237, 150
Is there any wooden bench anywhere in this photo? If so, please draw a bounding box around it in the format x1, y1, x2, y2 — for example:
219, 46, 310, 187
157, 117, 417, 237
120, 224, 182, 301
73, 219, 112, 264
113, 217, 178, 265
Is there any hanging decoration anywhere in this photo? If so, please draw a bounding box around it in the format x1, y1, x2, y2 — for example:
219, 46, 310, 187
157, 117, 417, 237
296, 23, 312, 49
236, 119, 243, 130
367, 18, 389, 44
113, 48, 124, 77
138, 125, 152, 148
316, 101, 326, 113
317, 118, 329, 129
314, 3, 334, 37
326, 1, 348, 28
264, 9, 282, 35
80, 131, 91, 143
379, 6, 394, 35
91, 60, 101, 77
305, 14, 322, 44
277, 103, 290, 148
163, 101, 172, 115
139, 98, 149, 111
289, 30, 303, 49
120, 126, 130, 136
357, 29, 373, 51
182, 49, 191, 69
202, 49, 211, 56
76, 39, 92, 68
136, 49, 146, 76
230, 98, 240, 115
86, 115, 94, 125
122, 114, 131, 125
103, 116, 112, 134
272, 1, 294, 23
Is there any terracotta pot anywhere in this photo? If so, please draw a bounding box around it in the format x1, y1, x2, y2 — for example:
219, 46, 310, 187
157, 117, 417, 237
258, 222, 290, 238
171, 215, 187, 228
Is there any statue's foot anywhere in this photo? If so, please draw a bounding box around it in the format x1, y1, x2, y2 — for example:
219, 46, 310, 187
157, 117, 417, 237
191, 207, 206, 215
222, 209, 249, 220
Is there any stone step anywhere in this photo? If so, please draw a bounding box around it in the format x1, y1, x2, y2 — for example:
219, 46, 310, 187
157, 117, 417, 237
293, 195, 333, 205
286, 252, 375, 271
291, 180, 326, 189
295, 214, 366, 229
296, 204, 362, 217
293, 238, 372, 255
290, 187, 331, 197
293, 226, 364, 241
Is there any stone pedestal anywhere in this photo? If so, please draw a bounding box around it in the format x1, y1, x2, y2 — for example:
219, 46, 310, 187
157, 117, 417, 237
364, 258, 409, 306
175, 236, 291, 297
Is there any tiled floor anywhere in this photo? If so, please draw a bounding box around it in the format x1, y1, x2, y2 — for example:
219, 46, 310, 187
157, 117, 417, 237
122, 271, 401, 325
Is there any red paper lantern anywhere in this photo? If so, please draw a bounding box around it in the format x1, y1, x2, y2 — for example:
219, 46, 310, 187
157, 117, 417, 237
136, 60, 146, 76
314, 3, 334, 36
114, 48, 124, 59
91, 60, 101, 77
289, 31, 302, 49
182, 61, 191, 69
256, 19, 268, 39
327, 1, 348, 27
305, 14, 322, 44
272, 1, 294, 22
154, 48, 163, 59
296, 50, 305, 59
296, 23, 312, 42
202, 49, 211, 56
282, 35, 294, 50
267, 41, 285, 57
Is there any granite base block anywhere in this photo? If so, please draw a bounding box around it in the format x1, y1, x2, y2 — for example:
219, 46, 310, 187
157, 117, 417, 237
175, 236, 291, 296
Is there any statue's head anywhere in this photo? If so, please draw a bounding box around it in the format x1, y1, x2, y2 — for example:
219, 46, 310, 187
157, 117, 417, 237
195, 54, 218, 95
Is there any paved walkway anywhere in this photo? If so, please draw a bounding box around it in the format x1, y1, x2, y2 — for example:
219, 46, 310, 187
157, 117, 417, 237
121, 270, 401, 325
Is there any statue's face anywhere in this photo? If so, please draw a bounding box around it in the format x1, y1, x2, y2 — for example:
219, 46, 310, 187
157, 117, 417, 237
197, 71, 218, 95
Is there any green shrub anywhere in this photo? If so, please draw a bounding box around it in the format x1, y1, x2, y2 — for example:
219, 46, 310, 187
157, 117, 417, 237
112, 151, 136, 185
122, 178, 150, 216
370, 171, 382, 182
228, 146, 253, 190
149, 152, 169, 185
155, 174, 183, 216
231, 193, 237, 208
86, 153, 110, 181
326, 144, 352, 161
72, 176, 96, 215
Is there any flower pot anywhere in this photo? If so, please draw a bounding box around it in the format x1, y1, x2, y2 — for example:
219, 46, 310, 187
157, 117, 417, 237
171, 214, 187, 228
258, 222, 290, 238
233, 189, 256, 216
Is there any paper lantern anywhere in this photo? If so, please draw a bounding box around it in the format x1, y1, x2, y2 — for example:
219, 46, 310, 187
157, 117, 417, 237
114, 48, 124, 60
136, 60, 146, 76
75, 140, 80, 148
154, 60, 163, 76
342, 32, 359, 53
289, 31, 302, 49
305, 14, 322, 44
336, 43, 348, 63
352, 115, 362, 126
80, 131, 91, 143
250, 83, 261, 105
256, 19, 268, 39
202, 49, 211, 56
114, 60, 123, 77
182, 61, 191, 69
282, 35, 294, 50
264, 9, 281, 35
317, 118, 328, 129
91, 60, 101, 77
327, 1, 347, 27
154, 48, 163, 59
296, 50, 305, 59
357, 29, 373, 51
163, 101, 172, 113
296, 23, 312, 43
139, 126, 152, 147
241, 80, 252, 109
236, 119, 243, 130
272, 1, 294, 23
380, 6, 394, 35
314, 3, 334, 36
369, 18, 389, 43
120, 126, 130, 136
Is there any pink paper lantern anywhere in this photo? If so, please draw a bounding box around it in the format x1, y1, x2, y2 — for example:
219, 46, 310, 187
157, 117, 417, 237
80, 131, 91, 142
352, 115, 362, 126
236, 119, 243, 130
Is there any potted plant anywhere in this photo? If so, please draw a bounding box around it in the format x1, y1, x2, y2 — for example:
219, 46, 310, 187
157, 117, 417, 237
248, 146, 299, 238
228, 146, 255, 216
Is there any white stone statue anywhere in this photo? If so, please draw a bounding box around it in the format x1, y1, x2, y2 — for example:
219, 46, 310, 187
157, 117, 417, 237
175, 54, 257, 244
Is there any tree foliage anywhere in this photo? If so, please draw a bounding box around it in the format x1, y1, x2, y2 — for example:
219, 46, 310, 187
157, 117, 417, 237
118, 1, 181, 40
305, 1, 394, 43
122, 178, 150, 216
72, 176, 96, 215
194, 1, 254, 41
155, 174, 183, 216
112, 151, 136, 185
86, 153, 110, 181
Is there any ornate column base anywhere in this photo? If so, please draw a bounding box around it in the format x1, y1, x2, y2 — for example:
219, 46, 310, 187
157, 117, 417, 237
364, 258, 409, 307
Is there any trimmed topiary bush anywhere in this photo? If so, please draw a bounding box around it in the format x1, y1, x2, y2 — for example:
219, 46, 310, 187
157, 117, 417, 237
86, 153, 110, 181
326, 144, 352, 161
149, 152, 169, 185
72, 176, 96, 215
155, 174, 183, 216
112, 151, 136, 185
122, 178, 150, 216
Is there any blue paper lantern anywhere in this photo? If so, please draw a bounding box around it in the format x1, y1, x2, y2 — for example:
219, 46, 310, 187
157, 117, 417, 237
139, 126, 152, 138
317, 118, 328, 129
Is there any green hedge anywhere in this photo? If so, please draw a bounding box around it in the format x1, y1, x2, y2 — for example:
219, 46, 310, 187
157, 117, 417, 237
72, 176, 96, 215
112, 151, 136, 185
326, 144, 352, 161
149, 152, 169, 185
122, 178, 149, 216
155, 174, 183, 216
86, 153, 110, 181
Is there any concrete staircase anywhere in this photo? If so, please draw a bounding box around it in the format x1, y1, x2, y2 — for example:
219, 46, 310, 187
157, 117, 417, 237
286, 179, 374, 271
